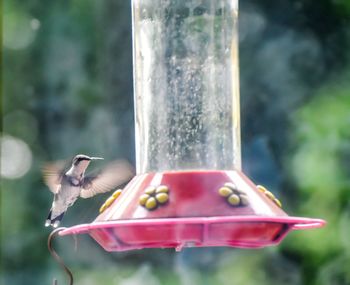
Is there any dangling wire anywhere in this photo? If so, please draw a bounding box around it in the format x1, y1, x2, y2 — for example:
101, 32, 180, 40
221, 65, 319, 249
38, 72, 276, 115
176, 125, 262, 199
48, 227, 74, 285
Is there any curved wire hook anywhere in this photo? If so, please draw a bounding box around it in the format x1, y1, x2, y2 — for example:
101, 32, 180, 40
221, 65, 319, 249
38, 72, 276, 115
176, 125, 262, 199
48, 227, 74, 285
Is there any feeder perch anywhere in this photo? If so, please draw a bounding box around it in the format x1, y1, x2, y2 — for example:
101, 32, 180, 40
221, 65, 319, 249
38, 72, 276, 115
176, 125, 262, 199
59, 0, 325, 251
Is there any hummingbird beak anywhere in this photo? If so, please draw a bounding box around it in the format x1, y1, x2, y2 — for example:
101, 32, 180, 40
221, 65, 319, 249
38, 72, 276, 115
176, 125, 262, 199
90, 157, 104, 160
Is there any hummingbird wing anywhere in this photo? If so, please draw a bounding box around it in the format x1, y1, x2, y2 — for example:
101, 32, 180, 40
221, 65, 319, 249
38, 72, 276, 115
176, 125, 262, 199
42, 160, 69, 194
80, 160, 134, 199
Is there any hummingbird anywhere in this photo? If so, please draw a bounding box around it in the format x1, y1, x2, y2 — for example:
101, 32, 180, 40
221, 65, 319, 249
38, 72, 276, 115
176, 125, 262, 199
43, 154, 134, 228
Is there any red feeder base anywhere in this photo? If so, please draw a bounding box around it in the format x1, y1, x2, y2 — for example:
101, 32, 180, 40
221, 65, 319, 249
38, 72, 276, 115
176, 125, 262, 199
59, 171, 325, 251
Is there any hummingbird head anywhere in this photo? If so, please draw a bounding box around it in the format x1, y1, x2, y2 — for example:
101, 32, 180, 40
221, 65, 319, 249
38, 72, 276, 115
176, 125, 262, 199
71, 154, 104, 174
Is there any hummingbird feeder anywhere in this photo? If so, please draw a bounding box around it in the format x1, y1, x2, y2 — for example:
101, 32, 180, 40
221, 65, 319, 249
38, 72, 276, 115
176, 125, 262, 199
58, 0, 325, 251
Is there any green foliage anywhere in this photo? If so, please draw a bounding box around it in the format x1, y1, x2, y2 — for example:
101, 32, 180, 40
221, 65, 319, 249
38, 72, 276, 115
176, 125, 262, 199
286, 71, 350, 284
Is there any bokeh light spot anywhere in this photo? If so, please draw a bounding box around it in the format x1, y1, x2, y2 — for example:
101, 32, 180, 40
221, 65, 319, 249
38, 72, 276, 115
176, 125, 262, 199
3, 12, 37, 50
30, 18, 40, 30
0, 135, 33, 179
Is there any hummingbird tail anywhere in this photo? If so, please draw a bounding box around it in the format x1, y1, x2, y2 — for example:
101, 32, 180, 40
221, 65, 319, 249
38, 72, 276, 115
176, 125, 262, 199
45, 211, 65, 228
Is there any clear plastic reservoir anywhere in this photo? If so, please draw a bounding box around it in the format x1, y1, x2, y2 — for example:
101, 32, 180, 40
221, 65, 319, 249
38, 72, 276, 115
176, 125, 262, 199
132, 0, 241, 173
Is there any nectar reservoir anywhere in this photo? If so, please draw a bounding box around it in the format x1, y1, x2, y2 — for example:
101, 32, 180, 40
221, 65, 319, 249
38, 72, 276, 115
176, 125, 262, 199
133, 0, 241, 173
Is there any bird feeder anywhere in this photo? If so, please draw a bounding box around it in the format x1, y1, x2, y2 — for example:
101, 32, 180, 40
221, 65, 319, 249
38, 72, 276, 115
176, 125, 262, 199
59, 0, 325, 251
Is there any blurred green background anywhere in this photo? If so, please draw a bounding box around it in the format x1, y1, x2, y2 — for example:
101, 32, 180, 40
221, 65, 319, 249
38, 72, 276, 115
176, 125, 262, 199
1, 0, 350, 284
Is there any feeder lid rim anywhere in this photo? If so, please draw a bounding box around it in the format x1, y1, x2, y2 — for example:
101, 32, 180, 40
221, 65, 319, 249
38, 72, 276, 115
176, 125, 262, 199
58, 215, 326, 237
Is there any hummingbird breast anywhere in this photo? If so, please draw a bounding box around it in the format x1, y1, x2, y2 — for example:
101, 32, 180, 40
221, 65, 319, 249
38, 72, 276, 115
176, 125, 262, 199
51, 178, 82, 218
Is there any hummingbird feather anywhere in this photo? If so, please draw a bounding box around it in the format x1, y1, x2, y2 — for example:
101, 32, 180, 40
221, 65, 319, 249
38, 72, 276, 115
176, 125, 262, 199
80, 160, 134, 198
42, 160, 69, 194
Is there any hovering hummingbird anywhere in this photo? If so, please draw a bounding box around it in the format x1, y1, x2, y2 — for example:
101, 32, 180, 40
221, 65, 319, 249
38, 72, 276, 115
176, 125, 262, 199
43, 154, 134, 228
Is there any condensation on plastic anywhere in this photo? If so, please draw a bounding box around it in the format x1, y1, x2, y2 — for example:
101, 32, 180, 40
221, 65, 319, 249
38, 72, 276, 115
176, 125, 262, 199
132, 0, 241, 173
